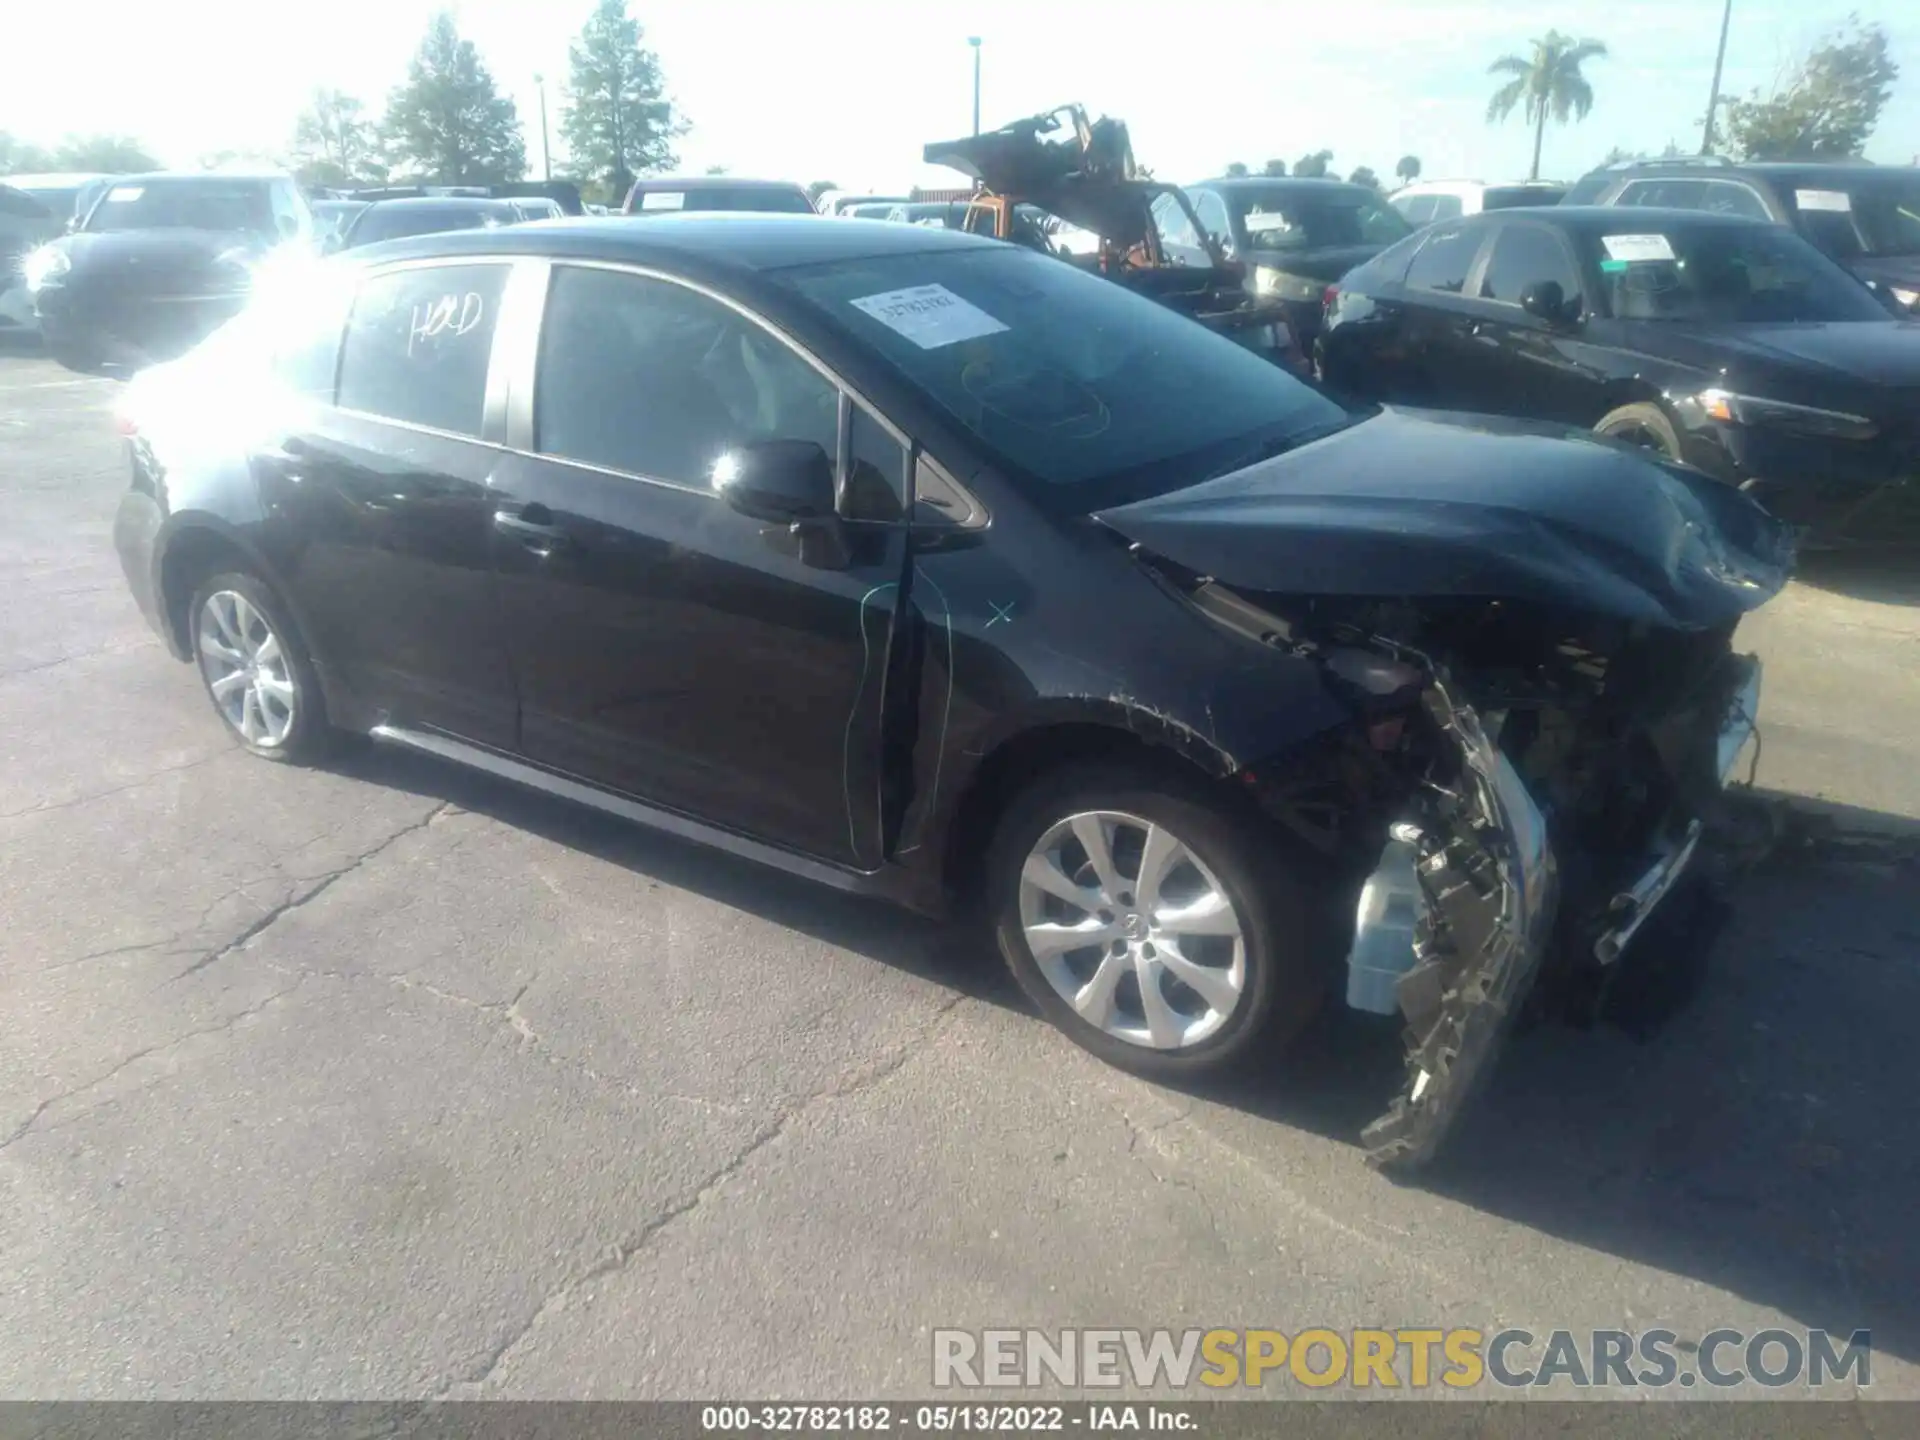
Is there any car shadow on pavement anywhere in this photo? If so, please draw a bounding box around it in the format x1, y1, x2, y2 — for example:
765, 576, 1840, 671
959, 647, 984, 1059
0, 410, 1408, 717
1793, 549, 1920, 608
335, 739, 1920, 1365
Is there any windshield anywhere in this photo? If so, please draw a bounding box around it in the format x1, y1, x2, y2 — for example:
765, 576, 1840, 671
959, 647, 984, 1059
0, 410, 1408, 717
1584, 220, 1890, 323
15, 185, 80, 219
1788, 175, 1920, 259
1232, 186, 1412, 250
775, 244, 1353, 511
347, 206, 503, 246
82, 180, 273, 234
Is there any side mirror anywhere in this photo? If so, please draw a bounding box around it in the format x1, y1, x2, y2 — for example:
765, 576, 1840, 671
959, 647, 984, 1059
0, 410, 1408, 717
715, 440, 836, 524
1520, 280, 1577, 326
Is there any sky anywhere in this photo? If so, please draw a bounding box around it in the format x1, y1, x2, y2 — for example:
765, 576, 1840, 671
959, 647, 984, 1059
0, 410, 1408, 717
7, 0, 1918, 190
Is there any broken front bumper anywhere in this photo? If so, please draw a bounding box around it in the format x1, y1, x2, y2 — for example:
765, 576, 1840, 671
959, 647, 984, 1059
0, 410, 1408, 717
1353, 653, 1762, 1169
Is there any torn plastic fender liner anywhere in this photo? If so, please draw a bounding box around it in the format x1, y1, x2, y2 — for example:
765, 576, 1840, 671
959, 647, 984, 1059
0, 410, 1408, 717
1360, 671, 1559, 1172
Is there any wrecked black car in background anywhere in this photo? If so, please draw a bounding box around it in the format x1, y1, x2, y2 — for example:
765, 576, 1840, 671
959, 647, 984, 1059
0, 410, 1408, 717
113, 217, 1790, 1170
924, 106, 1302, 369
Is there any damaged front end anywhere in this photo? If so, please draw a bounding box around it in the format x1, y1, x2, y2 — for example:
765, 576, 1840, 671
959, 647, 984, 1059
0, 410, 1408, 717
1168, 574, 1769, 1170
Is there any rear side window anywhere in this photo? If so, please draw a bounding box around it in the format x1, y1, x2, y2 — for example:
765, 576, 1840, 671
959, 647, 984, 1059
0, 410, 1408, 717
337, 263, 508, 436
1479, 224, 1583, 310
1405, 224, 1481, 293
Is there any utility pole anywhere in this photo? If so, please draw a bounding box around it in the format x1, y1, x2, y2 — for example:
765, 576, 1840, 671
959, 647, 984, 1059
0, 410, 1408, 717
1701, 0, 1733, 154
535, 74, 552, 181
969, 36, 982, 135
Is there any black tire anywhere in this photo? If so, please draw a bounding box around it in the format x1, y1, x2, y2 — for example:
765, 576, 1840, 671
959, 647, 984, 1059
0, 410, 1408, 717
986, 761, 1325, 1080
1594, 401, 1681, 460
187, 570, 335, 764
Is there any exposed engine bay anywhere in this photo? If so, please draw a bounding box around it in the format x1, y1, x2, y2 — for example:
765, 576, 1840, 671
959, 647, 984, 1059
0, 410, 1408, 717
1179, 578, 1763, 1169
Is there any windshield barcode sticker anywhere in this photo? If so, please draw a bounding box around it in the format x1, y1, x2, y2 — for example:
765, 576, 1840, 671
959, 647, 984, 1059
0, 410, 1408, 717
849, 284, 1010, 349
1794, 189, 1852, 213
1600, 233, 1676, 263
639, 192, 685, 210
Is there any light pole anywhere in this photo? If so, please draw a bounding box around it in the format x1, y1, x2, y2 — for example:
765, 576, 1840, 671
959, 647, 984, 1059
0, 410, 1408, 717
968, 36, 982, 136
535, 73, 552, 180
1701, 0, 1733, 154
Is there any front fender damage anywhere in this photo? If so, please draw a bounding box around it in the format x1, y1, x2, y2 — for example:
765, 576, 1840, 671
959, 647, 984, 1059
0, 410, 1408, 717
1357, 672, 1558, 1171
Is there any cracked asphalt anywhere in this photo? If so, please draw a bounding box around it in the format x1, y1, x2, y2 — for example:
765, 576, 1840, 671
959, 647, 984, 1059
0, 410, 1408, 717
2, 349, 1918, 1402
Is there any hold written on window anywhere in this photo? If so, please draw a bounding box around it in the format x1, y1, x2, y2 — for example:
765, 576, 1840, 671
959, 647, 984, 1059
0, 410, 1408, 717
408, 292, 487, 357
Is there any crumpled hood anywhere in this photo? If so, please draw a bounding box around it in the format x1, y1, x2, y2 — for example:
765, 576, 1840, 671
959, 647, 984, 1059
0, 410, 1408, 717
1096, 407, 1794, 629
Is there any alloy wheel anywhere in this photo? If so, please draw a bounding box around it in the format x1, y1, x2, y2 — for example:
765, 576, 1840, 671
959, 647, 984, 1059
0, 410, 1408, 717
1017, 809, 1248, 1050
197, 590, 297, 748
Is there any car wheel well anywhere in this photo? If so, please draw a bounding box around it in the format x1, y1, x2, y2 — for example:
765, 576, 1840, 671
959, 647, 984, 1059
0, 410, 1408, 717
1595, 379, 1667, 424
942, 723, 1231, 906
160, 528, 255, 657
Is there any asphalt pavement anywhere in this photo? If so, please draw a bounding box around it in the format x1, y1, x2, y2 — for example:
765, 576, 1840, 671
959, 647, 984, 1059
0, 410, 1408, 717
1, 347, 1916, 1402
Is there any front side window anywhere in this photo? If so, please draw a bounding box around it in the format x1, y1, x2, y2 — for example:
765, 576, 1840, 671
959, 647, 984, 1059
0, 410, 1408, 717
83, 180, 274, 236
774, 243, 1354, 513
1152, 192, 1204, 250
1405, 224, 1481, 293
336, 263, 508, 436
1584, 221, 1890, 323
534, 265, 839, 489
1192, 190, 1233, 250
1479, 224, 1583, 312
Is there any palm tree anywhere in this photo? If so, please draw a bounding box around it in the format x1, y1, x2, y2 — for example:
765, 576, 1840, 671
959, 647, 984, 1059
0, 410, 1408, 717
1486, 31, 1609, 180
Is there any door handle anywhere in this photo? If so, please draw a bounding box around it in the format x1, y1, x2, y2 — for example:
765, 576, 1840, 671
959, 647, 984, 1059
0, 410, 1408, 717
493, 506, 571, 554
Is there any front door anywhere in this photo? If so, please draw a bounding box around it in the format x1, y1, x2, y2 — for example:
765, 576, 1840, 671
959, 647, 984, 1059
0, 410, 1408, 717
263, 259, 519, 748
1394, 221, 1494, 408
487, 262, 913, 867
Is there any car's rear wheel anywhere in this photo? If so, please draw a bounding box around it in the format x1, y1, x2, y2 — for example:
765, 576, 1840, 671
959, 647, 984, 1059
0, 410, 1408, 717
1594, 401, 1682, 461
987, 763, 1323, 1079
189, 571, 332, 763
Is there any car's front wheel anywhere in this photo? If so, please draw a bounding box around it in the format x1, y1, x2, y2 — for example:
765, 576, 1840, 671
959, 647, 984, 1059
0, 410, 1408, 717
1594, 401, 1682, 462
189, 571, 333, 763
987, 763, 1323, 1079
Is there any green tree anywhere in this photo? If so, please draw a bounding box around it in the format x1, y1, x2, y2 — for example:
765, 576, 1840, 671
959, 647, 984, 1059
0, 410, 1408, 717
1718, 17, 1897, 160
383, 13, 527, 185
562, 0, 684, 200
1349, 166, 1382, 190
1395, 154, 1421, 184
1293, 150, 1333, 177
1, 132, 53, 173
1486, 31, 1609, 180
1262, 158, 1287, 177
291, 89, 385, 188
1223, 161, 1250, 177
52, 135, 160, 172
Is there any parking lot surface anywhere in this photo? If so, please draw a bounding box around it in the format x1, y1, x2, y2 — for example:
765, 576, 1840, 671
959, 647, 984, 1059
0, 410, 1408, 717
2, 349, 1916, 1399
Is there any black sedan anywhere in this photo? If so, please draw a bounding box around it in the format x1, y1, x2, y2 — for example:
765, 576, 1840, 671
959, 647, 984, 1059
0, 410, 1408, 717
25, 172, 321, 371
1319, 206, 1920, 543
113, 216, 1788, 1168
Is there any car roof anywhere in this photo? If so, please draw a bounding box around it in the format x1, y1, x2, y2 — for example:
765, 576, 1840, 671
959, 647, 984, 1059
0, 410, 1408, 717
362, 196, 518, 211
349, 212, 993, 273
2, 172, 117, 187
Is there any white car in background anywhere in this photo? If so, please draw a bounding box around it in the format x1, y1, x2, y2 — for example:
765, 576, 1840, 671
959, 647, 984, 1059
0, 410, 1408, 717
1389, 178, 1567, 224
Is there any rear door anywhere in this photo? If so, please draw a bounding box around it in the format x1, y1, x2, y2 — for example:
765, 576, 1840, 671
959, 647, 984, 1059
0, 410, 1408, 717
263, 258, 520, 747
485, 260, 914, 867
1389, 220, 1494, 406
